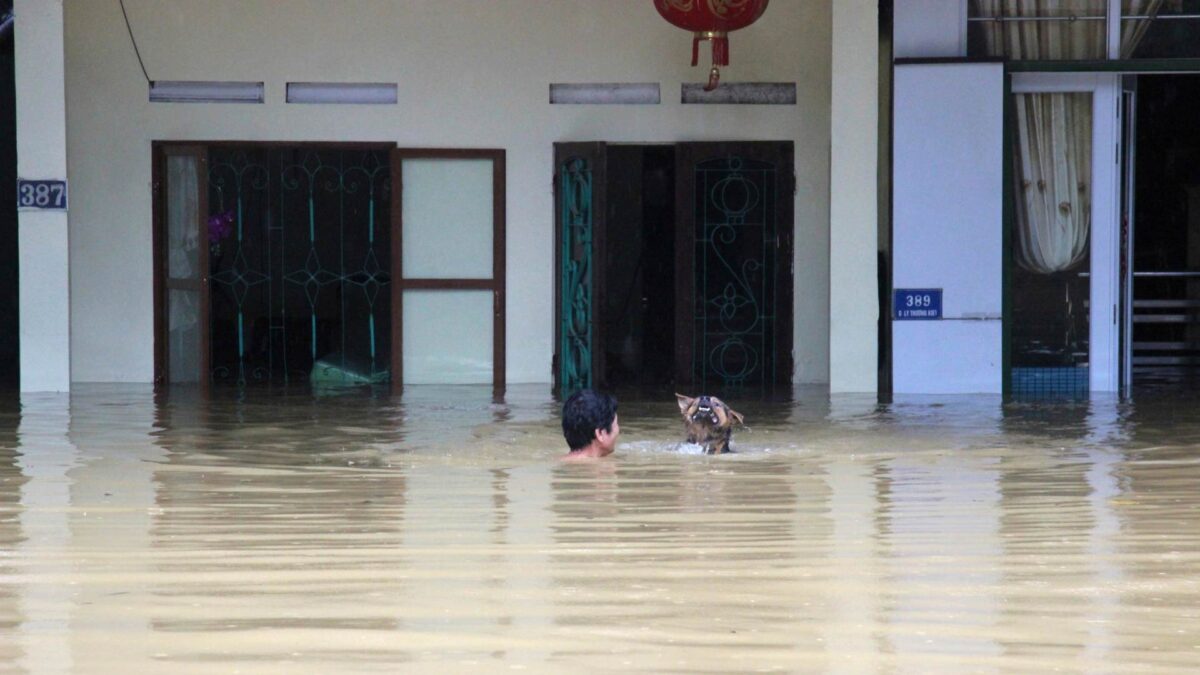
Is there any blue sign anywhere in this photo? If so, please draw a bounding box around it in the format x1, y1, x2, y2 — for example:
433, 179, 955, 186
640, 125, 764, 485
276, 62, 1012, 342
17, 179, 69, 211
893, 288, 942, 320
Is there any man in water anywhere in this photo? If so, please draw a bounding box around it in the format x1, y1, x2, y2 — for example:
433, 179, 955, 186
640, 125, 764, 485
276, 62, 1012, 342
560, 389, 620, 460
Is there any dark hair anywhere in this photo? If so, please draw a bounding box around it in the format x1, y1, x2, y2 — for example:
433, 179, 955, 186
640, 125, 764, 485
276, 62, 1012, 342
561, 389, 618, 451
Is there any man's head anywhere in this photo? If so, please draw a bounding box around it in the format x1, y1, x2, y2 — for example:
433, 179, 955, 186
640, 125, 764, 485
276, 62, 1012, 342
561, 389, 619, 454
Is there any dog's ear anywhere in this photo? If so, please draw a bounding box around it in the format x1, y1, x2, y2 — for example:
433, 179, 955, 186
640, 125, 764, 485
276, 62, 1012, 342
728, 408, 745, 425
675, 393, 695, 415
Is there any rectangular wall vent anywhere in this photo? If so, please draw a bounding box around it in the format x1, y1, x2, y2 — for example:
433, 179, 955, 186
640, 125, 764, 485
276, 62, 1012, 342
149, 81, 265, 104
681, 82, 797, 105
286, 82, 398, 104
550, 83, 661, 105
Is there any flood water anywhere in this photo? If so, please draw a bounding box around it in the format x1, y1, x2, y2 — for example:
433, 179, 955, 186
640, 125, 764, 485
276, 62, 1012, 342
1, 384, 1198, 673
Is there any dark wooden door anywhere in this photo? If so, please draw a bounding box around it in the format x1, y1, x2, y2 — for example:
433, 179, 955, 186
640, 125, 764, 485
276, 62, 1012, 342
553, 142, 607, 396
674, 142, 795, 392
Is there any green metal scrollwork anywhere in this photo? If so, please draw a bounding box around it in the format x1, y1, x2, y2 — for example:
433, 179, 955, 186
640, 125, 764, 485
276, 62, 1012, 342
208, 148, 391, 387
560, 157, 593, 395
693, 156, 777, 390
209, 151, 270, 386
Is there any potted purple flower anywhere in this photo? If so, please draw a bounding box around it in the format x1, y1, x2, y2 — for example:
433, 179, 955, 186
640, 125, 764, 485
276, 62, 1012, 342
207, 210, 235, 257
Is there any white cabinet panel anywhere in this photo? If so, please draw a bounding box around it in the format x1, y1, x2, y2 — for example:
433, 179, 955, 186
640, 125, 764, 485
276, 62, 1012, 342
893, 63, 1004, 393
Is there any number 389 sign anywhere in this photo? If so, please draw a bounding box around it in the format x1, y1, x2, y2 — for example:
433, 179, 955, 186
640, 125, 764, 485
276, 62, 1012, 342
893, 288, 942, 320
17, 179, 69, 211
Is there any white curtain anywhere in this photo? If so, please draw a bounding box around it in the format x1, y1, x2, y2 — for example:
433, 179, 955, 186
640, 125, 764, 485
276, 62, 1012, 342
971, 1, 1163, 273
973, 1, 1102, 272
1121, 0, 1166, 58
1013, 92, 1093, 273
974, 0, 1107, 61
167, 156, 200, 281
166, 156, 202, 382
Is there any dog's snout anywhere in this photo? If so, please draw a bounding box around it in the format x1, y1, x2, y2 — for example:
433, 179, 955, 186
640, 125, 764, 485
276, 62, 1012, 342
691, 400, 719, 425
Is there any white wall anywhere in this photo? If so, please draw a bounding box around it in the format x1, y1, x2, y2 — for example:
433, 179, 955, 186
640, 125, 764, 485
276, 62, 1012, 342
893, 0, 966, 59
892, 63, 1004, 394
16, 0, 70, 392
63, 0, 832, 385
829, 0, 878, 393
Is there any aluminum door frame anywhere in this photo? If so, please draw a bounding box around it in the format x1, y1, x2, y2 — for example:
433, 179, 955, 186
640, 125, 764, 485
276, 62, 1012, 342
1012, 72, 1123, 393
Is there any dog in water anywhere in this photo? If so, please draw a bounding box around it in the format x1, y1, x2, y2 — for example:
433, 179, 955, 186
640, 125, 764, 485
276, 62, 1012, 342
675, 393, 744, 454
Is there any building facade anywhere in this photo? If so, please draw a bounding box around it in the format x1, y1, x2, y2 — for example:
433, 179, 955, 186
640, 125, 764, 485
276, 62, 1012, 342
892, 0, 1200, 397
22, 2, 1192, 397
13, 0, 890, 394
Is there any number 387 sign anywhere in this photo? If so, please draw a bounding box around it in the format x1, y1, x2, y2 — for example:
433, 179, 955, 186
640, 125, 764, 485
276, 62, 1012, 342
17, 179, 69, 211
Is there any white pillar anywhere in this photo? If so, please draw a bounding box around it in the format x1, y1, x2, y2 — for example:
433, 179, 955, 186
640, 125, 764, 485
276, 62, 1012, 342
15, 0, 70, 392
829, 0, 879, 393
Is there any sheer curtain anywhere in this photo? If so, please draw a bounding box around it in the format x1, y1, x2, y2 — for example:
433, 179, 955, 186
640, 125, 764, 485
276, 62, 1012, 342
974, 0, 1103, 272
1013, 93, 1092, 273
971, 0, 1157, 273
1121, 0, 1166, 57
974, 0, 1107, 61
166, 156, 202, 382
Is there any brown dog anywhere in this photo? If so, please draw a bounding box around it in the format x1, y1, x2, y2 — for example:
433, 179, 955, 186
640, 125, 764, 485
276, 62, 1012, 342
675, 393, 744, 454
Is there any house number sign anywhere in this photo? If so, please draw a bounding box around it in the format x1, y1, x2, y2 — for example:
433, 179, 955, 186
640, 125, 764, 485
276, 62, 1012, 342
893, 288, 942, 320
17, 179, 69, 211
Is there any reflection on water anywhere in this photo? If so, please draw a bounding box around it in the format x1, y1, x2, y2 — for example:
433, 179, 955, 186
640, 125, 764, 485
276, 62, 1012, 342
1, 384, 1198, 672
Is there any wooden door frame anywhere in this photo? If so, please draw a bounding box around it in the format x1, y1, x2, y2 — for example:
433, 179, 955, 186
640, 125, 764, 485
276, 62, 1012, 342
154, 142, 509, 395
152, 142, 211, 391
391, 148, 507, 396
551, 140, 796, 394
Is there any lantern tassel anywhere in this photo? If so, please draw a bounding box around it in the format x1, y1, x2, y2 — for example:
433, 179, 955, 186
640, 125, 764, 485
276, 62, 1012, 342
692, 31, 731, 67
693, 31, 730, 90
711, 35, 729, 66
705, 66, 721, 91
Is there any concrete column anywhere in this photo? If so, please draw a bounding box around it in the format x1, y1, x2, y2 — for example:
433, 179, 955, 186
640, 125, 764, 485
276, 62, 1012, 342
15, 0, 70, 392
829, 0, 879, 393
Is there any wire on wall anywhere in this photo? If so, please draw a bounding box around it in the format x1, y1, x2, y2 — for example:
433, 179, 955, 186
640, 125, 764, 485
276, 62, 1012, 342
119, 0, 151, 84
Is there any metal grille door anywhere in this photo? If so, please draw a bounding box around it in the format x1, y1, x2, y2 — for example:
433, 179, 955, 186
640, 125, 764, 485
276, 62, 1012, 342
559, 156, 594, 394
690, 156, 779, 388
206, 147, 392, 386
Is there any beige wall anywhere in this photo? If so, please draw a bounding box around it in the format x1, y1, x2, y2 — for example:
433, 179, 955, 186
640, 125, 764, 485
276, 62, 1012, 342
64, 0, 832, 384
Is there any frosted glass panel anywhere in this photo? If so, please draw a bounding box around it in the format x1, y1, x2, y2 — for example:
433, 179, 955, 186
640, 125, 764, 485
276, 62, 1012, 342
403, 290, 493, 384
168, 289, 201, 383
402, 159, 493, 279
167, 155, 201, 280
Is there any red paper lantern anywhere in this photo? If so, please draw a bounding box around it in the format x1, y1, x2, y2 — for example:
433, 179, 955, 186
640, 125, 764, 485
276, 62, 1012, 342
654, 0, 770, 90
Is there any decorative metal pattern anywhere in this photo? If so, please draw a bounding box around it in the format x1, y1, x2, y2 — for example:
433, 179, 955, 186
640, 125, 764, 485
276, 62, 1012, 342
1012, 366, 1089, 399
559, 157, 593, 395
208, 147, 391, 386
692, 156, 777, 389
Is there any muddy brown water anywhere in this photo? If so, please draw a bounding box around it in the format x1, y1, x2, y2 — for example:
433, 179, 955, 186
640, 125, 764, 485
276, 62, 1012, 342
1, 384, 1198, 673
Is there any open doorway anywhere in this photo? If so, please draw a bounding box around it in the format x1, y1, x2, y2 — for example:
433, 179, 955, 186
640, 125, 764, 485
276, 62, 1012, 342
1128, 75, 1200, 390
601, 145, 676, 388
554, 141, 795, 397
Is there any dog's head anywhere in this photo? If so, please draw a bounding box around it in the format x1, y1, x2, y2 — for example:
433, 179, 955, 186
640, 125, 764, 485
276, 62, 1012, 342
675, 393, 744, 452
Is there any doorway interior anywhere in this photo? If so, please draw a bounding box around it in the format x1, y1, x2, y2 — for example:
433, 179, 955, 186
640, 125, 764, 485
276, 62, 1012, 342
1127, 74, 1200, 391
554, 141, 795, 398
601, 145, 676, 389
